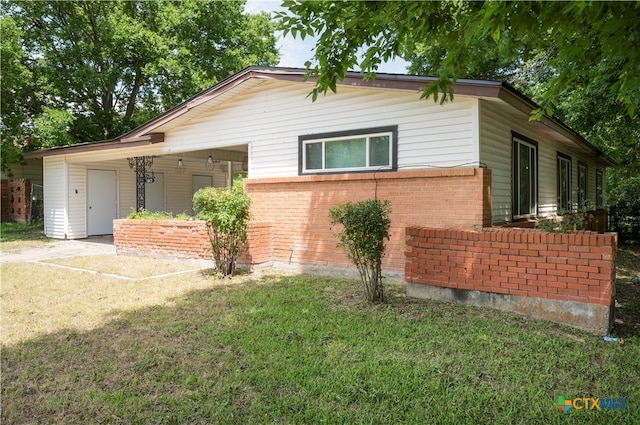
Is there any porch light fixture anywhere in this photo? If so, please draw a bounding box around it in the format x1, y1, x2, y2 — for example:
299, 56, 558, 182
176, 158, 185, 174
145, 171, 155, 184
205, 155, 215, 171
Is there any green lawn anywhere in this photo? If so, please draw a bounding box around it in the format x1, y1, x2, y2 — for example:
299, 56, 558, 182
2, 272, 638, 424
0, 221, 50, 251
1, 223, 639, 423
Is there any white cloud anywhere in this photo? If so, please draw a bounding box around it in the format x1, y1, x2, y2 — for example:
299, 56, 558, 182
245, 0, 409, 74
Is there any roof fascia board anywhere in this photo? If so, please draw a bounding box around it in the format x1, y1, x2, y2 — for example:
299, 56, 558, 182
337, 73, 504, 98
23, 134, 163, 159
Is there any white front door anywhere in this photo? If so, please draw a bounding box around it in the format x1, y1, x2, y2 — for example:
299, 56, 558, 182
144, 172, 164, 212
88, 169, 117, 235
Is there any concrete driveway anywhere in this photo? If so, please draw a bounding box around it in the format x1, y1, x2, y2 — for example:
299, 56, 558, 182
1, 236, 116, 264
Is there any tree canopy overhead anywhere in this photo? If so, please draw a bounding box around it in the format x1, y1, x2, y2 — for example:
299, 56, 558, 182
276, 0, 640, 117
1, 0, 279, 173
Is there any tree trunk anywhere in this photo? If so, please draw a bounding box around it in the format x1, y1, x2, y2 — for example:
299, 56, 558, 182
125, 71, 143, 121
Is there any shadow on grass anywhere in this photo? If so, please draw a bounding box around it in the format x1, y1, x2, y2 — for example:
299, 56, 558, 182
613, 244, 640, 338
3, 275, 638, 425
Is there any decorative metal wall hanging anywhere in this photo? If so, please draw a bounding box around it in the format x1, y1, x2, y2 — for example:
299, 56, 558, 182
127, 156, 154, 211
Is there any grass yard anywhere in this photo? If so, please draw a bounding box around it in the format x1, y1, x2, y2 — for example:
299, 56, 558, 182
2, 251, 639, 424
0, 221, 50, 251
1, 257, 219, 345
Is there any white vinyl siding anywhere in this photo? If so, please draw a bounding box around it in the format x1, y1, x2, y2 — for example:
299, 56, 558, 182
67, 163, 87, 238
480, 100, 607, 222
164, 81, 476, 178
478, 101, 512, 222
43, 156, 67, 239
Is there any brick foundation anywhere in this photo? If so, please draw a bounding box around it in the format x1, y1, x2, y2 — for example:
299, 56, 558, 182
405, 226, 617, 333
244, 168, 491, 274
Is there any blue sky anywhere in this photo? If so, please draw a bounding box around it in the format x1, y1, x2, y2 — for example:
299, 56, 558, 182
245, 0, 410, 74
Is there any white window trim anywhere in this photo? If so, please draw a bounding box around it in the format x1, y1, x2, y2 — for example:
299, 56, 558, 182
512, 134, 538, 219
578, 161, 588, 209
557, 153, 572, 213
595, 169, 605, 209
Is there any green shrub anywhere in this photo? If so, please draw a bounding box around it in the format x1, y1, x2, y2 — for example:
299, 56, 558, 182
126, 208, 191, 220
536, 208, 593, 233
329, 199, 391, 302
193, 180, 251, 277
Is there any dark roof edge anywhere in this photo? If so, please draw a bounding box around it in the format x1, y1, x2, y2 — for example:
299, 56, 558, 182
23, 133, 163, 159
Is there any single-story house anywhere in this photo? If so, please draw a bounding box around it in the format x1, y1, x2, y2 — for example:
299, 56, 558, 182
25, 66, 613, 277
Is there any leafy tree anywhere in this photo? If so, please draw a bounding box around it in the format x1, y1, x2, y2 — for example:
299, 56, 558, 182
330, 199, 391, 303
1, 16, 32, 175
2, 0, 279, 172
276, 1, 639, 116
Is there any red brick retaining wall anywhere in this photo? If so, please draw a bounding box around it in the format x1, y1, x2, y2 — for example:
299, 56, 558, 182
405, 226, 617, 332
114, 220, 210, 259
113, 219, 273, 265
406, 227, 616, 306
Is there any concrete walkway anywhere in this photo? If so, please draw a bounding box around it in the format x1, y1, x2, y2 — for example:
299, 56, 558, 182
1, 236, 116, 264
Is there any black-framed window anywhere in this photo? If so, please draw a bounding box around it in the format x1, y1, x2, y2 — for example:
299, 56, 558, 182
299, 126, 398, 175
578, 161, 588, 209
512, 133, 538, 218
557, 152, 572, 213
596, 169, 604, 209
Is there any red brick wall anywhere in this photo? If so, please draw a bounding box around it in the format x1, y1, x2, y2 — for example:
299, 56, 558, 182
241, 221, 274, 265
244, 168, 491, 273
7, 179, 31, 223
114, 220, 211, 259
405, 227, 617, 306
113, 219, 273, 265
